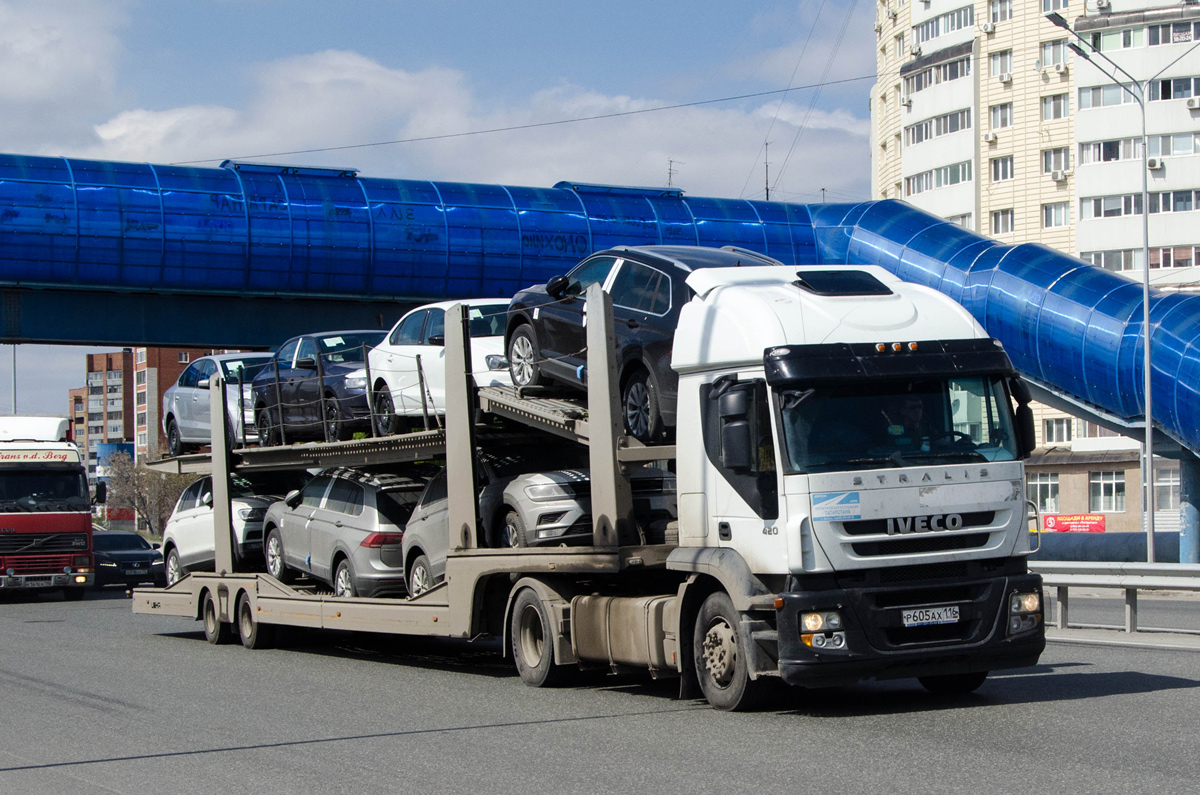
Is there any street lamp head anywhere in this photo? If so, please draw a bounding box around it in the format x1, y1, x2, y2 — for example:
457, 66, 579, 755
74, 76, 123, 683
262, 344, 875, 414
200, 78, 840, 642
1067, 42, 1092, 62
1045, 12, 1068, 29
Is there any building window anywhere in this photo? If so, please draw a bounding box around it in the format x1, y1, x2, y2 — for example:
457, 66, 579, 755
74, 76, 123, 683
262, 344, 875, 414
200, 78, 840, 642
1092, 27, 1144, 52
1041, 94, 1070, 120
1079, 421, 1117, 438
935, 160, 972, 187
135, 370, 147, 386
905, 109, 971, 146
1148, 132, 1200, 158
914, 8, 974, 47
1042, 147, 1070, 173
1079, 137, 1142, 164
137, 411, 147, 427
107, 410, 121, 421
902, 56, 972, 96
136, 349, 146, 364
989, 0, 1011, 23
178, 352, 190, 364
1043, 202, 1070, 228
1040, 40, 1070, 68
1042, 0, 1069, 11
107, 384, 121, 394
906, 171, 934, 196
137, 432, 148, 449
1028, 473, 1060, 513
1149, 22, 1200, 47
136, 391, 147, 407
990, 50, 1012, 76
107, 423, 122, 435
1148, 190, 1199, 214
1044, 418, 1073, 443
1081, 194, 1144, 220
1089, 471, 1126, 513
945, 213, 973, 229
1149, 246, 1198, 270
991, 209, 1015, 234
107, 398, 122, 410
990, 103, 1012, 129
895, 33, 906, 59
1156, 466, 1181, 511
991, 156, 1014, 182
1148, 76, 1200, 101
1081, 249, 1145, 272
106, 370, 122, 382
1078, 84, 1138, 109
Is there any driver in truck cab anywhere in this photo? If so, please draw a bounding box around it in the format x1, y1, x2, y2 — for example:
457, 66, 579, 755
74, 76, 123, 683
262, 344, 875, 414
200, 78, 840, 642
882, 394, 932, 451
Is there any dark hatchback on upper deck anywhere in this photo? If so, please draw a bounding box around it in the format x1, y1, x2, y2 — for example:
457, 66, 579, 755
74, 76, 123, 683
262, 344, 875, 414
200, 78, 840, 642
504, 245, 781, 442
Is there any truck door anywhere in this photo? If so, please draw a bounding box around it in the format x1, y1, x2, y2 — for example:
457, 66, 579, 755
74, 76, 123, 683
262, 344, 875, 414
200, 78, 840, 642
702, 379, 781, 549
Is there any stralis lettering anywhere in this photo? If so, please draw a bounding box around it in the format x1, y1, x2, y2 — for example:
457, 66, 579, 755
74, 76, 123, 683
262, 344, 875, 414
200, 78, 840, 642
886, 514, 964, 535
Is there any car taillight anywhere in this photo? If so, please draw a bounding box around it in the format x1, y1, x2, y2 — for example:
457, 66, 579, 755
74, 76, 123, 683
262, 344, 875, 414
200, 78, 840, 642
360, 532, 404, 548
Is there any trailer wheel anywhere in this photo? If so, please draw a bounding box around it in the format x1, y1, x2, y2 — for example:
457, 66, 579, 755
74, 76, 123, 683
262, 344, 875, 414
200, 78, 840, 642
202, 590, 233, 645
511, 588, 566, 687
236, 592, 275, 650
693, 591, 764, 711
264, 529, 294, 584
918, 672, 988, 695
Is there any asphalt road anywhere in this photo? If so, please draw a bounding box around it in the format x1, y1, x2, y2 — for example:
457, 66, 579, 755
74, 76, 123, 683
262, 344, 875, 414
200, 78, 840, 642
2, 588, 1199, 795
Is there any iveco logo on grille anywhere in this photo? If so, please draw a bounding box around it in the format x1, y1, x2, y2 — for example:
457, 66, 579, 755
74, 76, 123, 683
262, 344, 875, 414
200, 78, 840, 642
886, 514, 963, 535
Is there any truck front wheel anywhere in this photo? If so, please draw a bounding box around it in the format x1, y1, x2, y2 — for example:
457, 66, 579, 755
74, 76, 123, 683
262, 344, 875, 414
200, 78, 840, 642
693, 591, 764, 711
511, 588, 567, 687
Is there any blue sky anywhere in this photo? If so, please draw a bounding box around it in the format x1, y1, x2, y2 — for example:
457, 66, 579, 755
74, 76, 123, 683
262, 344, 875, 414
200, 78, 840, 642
0, 0, 876, 413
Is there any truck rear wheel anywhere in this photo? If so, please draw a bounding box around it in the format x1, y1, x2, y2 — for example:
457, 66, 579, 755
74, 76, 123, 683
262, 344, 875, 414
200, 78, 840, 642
693, 591, 765, 711
511, 588, 567, 687
918, 671, 988, 695
236, 592, 275, 650
202, 590, 233, 645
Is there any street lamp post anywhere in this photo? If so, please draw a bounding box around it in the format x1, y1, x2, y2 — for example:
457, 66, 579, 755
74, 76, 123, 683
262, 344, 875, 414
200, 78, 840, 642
1047, 12, 1200, 561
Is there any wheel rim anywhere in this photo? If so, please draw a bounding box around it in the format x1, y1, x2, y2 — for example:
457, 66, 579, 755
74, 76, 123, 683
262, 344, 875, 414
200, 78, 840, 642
266, 536, 282, 577
624, 380, 649, 438
374, 392, 394, 435
700, 617, 738, 689
517, 603, 545, 668
510, 336, 535, 386
410, 564, 430, 595
334, 564, 353, 597
504, 515, 521, 548
166, 552, 180, 585
239, 600, 253, 639
257, 411, 273, 445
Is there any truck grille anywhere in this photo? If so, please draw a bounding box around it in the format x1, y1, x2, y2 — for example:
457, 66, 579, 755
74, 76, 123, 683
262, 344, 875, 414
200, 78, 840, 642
0, 533, 89, 554
842, 512, 994, 536
851, 533, 990, 556
2, 554, 75, 573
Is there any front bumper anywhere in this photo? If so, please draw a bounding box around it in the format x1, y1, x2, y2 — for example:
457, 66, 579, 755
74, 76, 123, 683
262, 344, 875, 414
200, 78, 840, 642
773, 561, 1045, 688
1, 572, 94, 590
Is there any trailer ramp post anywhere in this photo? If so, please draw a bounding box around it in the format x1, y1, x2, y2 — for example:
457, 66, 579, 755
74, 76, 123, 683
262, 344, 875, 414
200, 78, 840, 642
444, 303, 479, 550
585, 283, 635, 547
209, 375, 236, 577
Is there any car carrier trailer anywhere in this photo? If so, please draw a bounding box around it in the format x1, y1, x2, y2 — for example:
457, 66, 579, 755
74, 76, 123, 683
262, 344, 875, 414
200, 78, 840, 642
135, 267, 1046, 711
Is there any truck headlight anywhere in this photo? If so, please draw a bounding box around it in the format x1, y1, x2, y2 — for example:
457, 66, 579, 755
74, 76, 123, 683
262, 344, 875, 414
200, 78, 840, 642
801, 611, 842, 632
1010, 592, 1040, 614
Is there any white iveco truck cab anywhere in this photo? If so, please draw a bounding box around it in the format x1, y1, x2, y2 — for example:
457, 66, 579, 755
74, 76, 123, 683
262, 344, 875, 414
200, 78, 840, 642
665, 265, 1043, 703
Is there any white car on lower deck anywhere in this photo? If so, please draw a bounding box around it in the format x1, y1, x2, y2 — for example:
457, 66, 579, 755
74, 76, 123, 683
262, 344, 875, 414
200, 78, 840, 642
367, 299, 512, 434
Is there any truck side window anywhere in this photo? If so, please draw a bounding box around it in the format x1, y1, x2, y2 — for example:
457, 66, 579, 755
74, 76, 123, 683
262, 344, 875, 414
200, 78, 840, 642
699, 378, 779, 520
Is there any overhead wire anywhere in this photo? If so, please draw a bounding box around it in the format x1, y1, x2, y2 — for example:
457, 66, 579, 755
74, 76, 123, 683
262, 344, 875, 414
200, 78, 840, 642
169, 74, 876, 166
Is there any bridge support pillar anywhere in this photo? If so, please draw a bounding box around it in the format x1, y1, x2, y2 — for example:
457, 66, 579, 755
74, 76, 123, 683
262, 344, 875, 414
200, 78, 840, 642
1181, 454, 1200, 565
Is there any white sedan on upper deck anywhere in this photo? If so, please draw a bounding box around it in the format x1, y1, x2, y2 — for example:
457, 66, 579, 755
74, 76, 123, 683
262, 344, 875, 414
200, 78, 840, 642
367, 299, 512, 435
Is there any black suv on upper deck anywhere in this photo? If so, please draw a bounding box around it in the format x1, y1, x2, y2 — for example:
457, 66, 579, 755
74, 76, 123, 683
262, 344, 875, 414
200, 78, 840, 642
504, 245, 781, 442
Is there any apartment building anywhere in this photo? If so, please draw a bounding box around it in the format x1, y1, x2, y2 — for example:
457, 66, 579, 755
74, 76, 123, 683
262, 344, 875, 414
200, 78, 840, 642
870, 0, 1200, 532
76, 350, 135, 479
133, 347, 213, 460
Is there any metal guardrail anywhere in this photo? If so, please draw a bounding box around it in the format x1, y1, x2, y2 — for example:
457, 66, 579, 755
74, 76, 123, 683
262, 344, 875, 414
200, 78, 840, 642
1029, 561, 1200, 634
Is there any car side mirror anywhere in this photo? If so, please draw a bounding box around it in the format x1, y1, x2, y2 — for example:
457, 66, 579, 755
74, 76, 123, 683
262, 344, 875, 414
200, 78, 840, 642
201, 492, 213, 508
197, 378, 210, 389
152, 542, 161, 550
93, 481, 107, 505
426, 334, 445, 346
295, 356, 317, 369
284, 489, 302, 509
546, 275, 569, 298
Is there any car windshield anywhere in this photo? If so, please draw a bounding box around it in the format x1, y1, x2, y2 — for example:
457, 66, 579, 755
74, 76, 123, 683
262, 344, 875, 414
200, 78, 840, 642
777, 376, 1019, 474
317, 333, 386, 364
0, 469, 89, 510
377, 488, 421, 527
480, 444, 590, 478
468, 305, 506, 338
94, 533, 152, 552
221, 356, 272, 382
228, 471, 310, 498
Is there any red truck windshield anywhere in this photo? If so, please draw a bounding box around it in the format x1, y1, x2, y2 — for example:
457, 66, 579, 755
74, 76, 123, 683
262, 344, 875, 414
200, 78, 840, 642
0, 469, 90, 511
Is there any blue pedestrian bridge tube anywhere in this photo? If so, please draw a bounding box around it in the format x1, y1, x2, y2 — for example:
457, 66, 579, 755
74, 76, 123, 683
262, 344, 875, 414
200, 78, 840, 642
1, 154, 1197, 455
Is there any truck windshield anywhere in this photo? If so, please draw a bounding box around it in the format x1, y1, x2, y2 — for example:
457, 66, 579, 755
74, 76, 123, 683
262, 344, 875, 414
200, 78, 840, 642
777, 376, 1019, 474
0, 469, 90, 510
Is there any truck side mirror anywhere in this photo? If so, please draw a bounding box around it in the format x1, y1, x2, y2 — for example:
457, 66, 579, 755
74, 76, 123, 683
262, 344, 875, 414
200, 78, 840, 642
93, 481, 107, 504
1015, 404, 1035, 458
718, 388, 753, 472
546, 275, 569, 298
